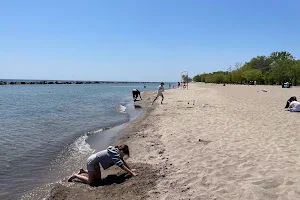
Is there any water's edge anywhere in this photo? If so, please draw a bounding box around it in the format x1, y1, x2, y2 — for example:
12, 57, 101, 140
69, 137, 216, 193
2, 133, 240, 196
20, 96, 146, 200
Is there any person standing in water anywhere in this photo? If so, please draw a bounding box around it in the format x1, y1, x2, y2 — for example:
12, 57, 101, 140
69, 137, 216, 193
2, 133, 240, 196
68, 145, 136, 185
152, 82, 165, 105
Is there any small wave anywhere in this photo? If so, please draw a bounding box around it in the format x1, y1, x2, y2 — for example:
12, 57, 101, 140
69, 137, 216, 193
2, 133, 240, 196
86, 128, 104, 136
48, 133, 94, 172
71, 134, 93, 154
116, 105, 127, 113
21, 134, 94, 200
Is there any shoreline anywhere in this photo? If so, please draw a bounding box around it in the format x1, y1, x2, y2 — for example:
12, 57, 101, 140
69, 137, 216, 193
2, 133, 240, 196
43, 82, 300, 200
3, 83, 166, 200
20, 97, 150, 200
45, 91, 161, 200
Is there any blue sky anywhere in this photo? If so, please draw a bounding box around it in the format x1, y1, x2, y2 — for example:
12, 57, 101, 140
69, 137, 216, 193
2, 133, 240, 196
1, 0, 300, 82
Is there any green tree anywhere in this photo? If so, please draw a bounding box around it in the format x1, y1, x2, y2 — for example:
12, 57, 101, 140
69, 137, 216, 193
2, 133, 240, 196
212, 73, 224, 84
289, 60, 300, 85
231, 64, 252, 83
271, 59, 294, 84
193, 75, 201, 82
246, 56, 273, 72
204, 74, 213, 83
269, 51, 295, 84
270, 51, 294, 61
231, 69, 242, 83
201, 73, 208, 82
242, 69, 262, 83
223, 74, 230, 83
262, 71, 275, 85
193, 51, 300, 85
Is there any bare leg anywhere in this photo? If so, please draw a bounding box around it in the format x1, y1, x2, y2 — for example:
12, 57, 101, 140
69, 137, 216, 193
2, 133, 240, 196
94, 165, 101, 179
152, 96, 158, 105
68, 171, 96, 185
73, 174, 89, 184
161, 95, 164, 104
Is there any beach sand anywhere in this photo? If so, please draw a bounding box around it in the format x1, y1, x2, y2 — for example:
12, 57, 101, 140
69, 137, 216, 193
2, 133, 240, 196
48, 83, 300, 200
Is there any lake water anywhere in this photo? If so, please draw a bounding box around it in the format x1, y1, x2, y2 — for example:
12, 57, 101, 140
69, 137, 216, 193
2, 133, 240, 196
0, 82, 173, 200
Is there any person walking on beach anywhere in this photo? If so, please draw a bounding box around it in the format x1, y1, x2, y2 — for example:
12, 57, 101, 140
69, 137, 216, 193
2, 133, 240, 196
132, 89, 142, 102
68, 145, 137, 185
152, 82, 165, 105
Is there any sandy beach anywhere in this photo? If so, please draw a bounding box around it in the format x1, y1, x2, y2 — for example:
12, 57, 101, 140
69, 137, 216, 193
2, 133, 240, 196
48, 83, 300, 200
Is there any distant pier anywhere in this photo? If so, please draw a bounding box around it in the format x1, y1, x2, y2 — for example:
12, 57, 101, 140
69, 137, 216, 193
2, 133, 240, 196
0, 81, 155, 85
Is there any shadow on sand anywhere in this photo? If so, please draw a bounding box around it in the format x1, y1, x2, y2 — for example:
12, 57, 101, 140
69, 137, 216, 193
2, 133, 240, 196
73, 173, 131, 186
98, 173, 131, 186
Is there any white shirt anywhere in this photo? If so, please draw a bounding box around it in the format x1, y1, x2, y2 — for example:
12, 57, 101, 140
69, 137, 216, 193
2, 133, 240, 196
158, 85, 164, 94
290, 101, 300, 112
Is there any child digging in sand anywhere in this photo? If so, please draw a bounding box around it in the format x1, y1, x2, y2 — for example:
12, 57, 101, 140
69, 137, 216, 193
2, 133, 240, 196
68, 145, 137, 185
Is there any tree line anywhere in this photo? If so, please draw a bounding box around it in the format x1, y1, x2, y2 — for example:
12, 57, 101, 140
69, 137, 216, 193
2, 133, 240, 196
193, 51, 300, 85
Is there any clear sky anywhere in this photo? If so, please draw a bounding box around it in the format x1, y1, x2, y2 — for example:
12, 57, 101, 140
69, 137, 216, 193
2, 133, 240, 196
1, 0, 299, 82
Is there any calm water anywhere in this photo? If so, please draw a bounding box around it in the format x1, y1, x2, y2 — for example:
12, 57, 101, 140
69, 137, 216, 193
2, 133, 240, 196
0, 83, 173, 200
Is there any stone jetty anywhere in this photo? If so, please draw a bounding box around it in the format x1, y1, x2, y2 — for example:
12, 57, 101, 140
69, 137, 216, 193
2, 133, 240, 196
0, 81, 154, 85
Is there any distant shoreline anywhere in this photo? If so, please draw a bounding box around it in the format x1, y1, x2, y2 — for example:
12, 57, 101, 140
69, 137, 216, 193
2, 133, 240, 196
0, 80, 161, 85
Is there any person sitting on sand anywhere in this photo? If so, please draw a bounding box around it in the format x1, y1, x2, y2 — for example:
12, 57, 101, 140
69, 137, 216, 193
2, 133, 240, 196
132, 89, 142, 102
285, 96, 297, 108
152, 82, 164, 105
68, 145, 137, 185
287, 100, 300, 112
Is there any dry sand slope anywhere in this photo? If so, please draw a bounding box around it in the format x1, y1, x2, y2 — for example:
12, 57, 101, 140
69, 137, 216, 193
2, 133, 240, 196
127, 83, 300, 200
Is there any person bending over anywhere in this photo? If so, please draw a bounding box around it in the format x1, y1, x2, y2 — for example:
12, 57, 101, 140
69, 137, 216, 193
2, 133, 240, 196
68, 145, 136, 185
132, 89, 142, 102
